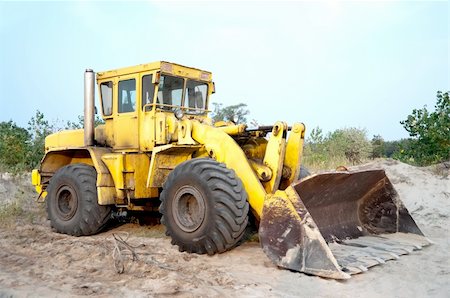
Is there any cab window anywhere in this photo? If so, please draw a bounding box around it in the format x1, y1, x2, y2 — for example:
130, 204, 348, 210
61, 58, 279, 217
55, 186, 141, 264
157, 75, 184, 109
118, 79, 136, 113
142, 74, 154, 110
100, 81, 113, 116
185, 80, 207, 114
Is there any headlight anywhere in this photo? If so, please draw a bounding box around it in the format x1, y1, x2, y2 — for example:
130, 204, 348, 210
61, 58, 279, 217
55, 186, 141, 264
174, 108, 184, 120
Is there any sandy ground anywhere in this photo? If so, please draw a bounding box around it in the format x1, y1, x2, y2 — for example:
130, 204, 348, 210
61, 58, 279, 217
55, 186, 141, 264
0, 159, 448, 297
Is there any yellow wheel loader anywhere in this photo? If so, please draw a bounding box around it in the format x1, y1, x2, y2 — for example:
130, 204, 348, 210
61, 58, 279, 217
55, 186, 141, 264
31, 61, 430, 279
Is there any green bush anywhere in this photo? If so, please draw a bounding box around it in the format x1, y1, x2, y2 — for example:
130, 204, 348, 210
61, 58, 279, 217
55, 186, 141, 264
0, 121, 30, 172
328, 128, 372, 164
302, 127, 372, 171
27, 110, 55, 169
371, 135, 385, 158
398, 91, 449, 166
0, 110, 55, 172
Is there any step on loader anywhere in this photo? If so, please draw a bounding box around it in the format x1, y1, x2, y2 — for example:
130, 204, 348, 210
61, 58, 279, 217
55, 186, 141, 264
31, 61, 430, 279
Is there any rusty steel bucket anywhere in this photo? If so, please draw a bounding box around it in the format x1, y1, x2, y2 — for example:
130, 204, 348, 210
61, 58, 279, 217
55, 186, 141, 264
259, 169, 431, 279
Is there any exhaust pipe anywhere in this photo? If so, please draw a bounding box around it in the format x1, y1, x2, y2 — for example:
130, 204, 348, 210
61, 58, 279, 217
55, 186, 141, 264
84, 69, 95, 146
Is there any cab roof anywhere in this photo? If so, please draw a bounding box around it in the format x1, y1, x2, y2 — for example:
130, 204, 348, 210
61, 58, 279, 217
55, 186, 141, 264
96, 61, 212, 82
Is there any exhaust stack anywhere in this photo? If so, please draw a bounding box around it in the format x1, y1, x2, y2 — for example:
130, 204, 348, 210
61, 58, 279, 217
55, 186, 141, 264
84, 69, 95, 146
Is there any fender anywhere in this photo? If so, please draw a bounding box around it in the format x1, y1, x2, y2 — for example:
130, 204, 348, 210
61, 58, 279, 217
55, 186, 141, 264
32, 147, 116, 205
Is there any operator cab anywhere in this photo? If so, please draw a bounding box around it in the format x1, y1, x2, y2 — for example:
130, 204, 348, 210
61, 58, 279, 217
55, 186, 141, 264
95, 61, 215, 151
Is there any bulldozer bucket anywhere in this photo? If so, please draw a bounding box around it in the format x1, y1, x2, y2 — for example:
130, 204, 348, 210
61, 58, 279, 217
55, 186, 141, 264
259, 169, 431, 279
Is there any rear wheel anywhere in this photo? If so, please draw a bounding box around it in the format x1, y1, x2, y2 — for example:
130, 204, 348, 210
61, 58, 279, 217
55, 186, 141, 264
46, 163, 111, 236
160, 158, 249, 255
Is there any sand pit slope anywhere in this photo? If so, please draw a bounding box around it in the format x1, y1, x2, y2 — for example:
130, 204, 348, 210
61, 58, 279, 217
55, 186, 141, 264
0, 159, 448, 297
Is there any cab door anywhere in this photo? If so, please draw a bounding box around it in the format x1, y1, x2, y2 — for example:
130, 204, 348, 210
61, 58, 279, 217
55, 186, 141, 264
113, 75, 139, 150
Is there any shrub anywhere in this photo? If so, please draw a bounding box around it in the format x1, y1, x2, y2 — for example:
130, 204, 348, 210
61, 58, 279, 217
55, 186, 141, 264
328, 128, 372, 165
371, 135, 385, 158
302, 126, 372, 170
398, 91, 449, 166
0, 111, 56, 172
0, 121, 30, 172
27, 110, 56, 169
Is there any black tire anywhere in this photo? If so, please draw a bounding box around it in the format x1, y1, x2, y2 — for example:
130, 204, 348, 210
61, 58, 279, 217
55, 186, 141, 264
299, 165, 311, 180
160, 158, 249, 255
46, 163, 111, 236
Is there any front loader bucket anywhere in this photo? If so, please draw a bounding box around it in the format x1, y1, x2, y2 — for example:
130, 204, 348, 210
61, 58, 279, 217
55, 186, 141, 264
259, 169, 431, 279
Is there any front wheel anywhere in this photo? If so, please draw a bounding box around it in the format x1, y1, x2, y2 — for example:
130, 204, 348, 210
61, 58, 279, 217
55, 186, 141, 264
160, 158, 249, 255
46, 163, 111, 236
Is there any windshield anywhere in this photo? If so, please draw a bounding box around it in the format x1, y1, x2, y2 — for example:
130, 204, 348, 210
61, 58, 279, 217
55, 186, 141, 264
157, 75, 207, 114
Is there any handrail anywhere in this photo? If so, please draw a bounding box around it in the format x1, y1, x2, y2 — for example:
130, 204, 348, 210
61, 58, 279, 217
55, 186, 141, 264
143, 103, 211, 113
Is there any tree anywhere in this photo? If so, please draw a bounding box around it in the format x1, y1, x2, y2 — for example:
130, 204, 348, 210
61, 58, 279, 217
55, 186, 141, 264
27, 110, 55, 168
0, 121, 30, 171
399, 91, 449, 165
306, 126, 325, 154
309, 126, 324, 144
211, 103, 249, 124
371, 135, 385, 159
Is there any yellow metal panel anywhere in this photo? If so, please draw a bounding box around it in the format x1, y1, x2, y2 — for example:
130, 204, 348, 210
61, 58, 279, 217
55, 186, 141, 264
31, 169, 47, 199
155, 112, 167, 145
101, 153, 125, 194
34, 147, 116, 205
86, 147, 116, 189
140, 111, 156, 151
217, 124, 247, 135
96, 61, 212, 82
103, 118, 115, 147
248, 159, 272, 182
98, 186, 117, 206
242, 138, 267, 160
113, 114, 139, 150
44, 129, 84, 151
177, 119, 197, 145
101, 152, 158, 200
147, 145, 200, 188
31, 169, 40, 186
263, 122, 288, 193
97, 61, 212, 81
113, 74, 139, 150
97, 61, 162, 80
280, 123, 306, 189
166, 114, 179, 142
40, 150, 90, 174
124, 153, 158, 198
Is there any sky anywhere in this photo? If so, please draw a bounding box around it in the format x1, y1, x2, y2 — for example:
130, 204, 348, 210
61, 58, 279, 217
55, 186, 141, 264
0, 0, 448, 141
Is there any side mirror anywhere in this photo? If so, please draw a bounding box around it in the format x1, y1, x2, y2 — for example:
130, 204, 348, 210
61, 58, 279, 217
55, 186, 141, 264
211, 82, 216, 94
94, 106, 98, 115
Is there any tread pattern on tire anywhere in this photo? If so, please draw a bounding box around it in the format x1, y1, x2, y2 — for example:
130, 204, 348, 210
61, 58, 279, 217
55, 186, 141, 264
46, 163, 111, 236
160, 158, 249, 255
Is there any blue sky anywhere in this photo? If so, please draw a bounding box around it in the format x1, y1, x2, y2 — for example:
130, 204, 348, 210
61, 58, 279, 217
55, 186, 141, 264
0, 1, 448, 141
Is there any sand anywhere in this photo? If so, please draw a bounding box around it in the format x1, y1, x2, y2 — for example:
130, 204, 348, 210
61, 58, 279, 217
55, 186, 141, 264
0, 159, 448, 297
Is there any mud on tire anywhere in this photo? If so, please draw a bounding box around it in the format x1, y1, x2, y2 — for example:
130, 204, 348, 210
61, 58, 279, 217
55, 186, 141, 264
160, 158, 249, 255
46, 163, 111, 236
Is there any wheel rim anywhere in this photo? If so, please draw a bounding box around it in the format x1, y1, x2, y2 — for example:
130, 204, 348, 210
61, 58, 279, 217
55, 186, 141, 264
172, 186, 206, 232
55, 185, 78, 221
